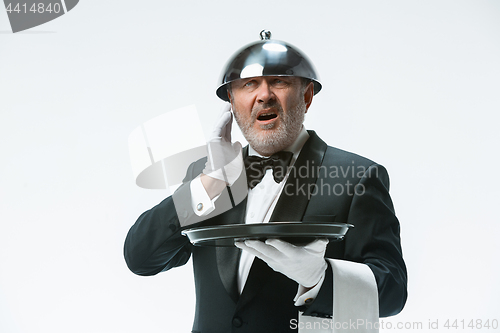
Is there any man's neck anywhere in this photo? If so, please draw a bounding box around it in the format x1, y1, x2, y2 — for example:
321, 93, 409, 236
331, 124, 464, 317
248, 126, 309, 158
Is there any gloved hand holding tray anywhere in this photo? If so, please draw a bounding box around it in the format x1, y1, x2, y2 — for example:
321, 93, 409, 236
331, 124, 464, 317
181, 222, 353, 247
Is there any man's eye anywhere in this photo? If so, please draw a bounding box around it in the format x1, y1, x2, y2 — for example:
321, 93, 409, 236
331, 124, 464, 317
244, 81, 255, 87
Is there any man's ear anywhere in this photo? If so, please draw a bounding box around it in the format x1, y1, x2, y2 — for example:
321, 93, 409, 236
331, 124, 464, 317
304, 82, 314, 113
227, 88, 232, 103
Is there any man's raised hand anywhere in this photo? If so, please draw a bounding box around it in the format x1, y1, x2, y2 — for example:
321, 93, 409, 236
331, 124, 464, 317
201, 104, 244, 198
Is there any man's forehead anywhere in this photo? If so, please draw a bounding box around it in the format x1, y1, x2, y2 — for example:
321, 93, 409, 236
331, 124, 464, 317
232, 76, 302, 85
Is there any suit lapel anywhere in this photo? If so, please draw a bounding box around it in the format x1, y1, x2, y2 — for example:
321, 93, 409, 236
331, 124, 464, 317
216, 246, 241, 304
214, 146, 249, 303
236, 257, 272, 312
270, 130, 327, 222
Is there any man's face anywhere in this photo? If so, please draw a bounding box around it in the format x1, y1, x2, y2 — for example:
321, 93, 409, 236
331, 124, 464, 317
228, 76, 313, 156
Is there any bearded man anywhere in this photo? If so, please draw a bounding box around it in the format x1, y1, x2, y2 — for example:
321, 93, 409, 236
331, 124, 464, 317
124, 31, 407, 333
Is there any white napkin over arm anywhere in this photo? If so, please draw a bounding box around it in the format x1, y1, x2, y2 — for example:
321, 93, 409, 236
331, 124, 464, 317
298, 259, 379, 333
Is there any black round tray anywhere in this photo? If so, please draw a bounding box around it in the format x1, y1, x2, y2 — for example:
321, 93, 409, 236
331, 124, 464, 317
181, 222, 353, 247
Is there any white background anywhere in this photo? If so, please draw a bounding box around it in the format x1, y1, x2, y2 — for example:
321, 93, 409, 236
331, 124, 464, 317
1, 1, 499, 332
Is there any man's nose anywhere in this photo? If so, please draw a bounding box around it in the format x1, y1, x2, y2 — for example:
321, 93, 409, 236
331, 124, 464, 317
256, 80, 275, 103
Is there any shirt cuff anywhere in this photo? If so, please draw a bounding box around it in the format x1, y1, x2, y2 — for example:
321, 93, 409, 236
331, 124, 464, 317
293, 272, 326, 306
190, 175, 217, 216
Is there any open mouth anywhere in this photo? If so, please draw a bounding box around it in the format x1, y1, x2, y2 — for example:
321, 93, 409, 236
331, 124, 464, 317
257, 112, 278, 121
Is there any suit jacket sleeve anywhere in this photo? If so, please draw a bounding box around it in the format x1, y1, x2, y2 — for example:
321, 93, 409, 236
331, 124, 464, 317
303, 163, 407, 318
123, 158, 207, 276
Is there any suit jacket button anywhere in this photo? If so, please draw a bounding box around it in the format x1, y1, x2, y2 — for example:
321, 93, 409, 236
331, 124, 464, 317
232, 317, 243, 327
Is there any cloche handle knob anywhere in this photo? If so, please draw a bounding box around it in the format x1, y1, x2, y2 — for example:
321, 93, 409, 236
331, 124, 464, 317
260, 30, 272, 40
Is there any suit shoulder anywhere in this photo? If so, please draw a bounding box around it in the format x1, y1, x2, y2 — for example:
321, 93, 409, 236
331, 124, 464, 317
323, 145, 391, 187
324, 145, 377, 168
308, 131, 379, 169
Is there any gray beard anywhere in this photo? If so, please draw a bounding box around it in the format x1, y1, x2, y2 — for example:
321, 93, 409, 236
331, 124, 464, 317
234, 100, 306, 156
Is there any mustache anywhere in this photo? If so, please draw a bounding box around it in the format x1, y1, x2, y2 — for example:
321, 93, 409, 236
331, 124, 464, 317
251, 102, 283, 119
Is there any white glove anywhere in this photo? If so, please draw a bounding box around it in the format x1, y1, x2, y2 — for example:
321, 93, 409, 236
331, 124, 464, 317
202, 104, 244, 186
235, 238, 329, 288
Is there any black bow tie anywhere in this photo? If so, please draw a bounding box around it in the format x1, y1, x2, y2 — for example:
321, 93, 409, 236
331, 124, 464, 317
244, 151, 293, 189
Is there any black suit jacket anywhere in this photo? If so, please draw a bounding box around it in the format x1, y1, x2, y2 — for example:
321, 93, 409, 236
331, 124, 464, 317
124, 131, 407, 333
